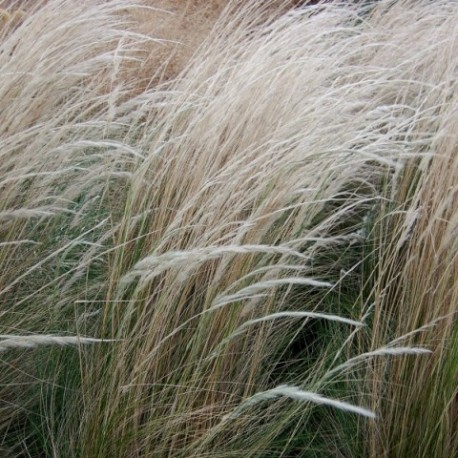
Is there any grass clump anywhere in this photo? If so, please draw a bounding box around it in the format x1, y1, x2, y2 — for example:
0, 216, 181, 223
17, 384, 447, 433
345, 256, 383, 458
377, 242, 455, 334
0, 0, 457, 456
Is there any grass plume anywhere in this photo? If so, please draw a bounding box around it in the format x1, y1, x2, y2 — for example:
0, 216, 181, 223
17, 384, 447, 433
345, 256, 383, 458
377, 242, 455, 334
0, 0, 457, 456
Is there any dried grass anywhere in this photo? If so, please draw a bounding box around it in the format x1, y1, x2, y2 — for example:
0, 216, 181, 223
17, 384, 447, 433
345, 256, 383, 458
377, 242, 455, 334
0, 0, 456, 456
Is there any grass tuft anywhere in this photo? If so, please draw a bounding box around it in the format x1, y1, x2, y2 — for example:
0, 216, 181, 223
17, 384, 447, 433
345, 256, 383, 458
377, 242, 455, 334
0, 0, 457, 456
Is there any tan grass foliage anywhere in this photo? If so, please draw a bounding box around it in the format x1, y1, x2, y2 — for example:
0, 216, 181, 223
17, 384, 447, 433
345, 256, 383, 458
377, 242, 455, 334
0, 0, 456, 457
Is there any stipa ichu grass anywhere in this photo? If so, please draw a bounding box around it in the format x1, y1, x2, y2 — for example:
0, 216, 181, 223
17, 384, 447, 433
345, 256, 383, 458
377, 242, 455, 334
0, 0, 457, 457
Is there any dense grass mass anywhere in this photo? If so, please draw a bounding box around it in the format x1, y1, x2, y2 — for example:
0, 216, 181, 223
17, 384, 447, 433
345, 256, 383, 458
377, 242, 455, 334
0, 0, 457, 456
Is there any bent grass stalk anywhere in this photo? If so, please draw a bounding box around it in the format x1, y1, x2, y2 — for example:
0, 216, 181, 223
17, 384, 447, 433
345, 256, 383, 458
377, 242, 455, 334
0, 0, 456, 457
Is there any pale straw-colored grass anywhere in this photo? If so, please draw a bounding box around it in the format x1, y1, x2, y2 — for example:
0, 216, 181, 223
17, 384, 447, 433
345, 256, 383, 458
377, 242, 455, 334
0, 0, 457, 457
0, 334, 116, 352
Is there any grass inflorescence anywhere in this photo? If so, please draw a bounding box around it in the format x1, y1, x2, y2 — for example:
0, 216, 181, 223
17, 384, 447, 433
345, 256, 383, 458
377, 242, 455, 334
0, 0, 457, 456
